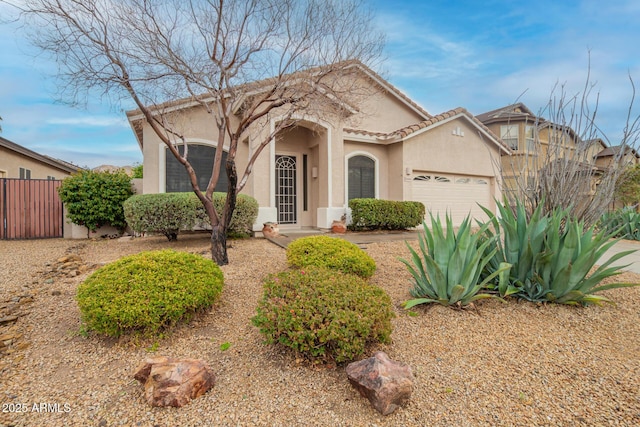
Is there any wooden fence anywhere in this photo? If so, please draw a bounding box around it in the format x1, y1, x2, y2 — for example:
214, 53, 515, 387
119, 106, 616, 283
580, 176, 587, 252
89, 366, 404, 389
0, 178, 64, 239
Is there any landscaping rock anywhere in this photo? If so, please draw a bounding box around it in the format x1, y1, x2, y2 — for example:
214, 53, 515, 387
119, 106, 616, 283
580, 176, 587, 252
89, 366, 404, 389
346, 351, 414, 415
133, 356, 215, 407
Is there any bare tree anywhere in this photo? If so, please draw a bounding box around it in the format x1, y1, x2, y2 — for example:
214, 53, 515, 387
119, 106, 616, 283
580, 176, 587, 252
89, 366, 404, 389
499, 67, 640, 226
17, 0, 383, 264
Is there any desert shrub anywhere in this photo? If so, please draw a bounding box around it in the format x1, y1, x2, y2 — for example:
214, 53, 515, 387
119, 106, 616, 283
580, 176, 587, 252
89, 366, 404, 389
480, 199, 639, 305
196, 192, 259, 236
58, 170, 133, 232
77, 250, 224, 337
124, 192, 259, 240
349, 198, 425, 231
252, 266, 394, 363
123, 193, 201, 241
286, 235, 376, 278
598, 206, 640, 240
401, 213, 511, 308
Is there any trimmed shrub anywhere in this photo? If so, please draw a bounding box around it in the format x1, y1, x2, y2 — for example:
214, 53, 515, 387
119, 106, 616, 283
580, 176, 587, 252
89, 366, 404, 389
349, 198, 425, 231
196, 192, 259, 236
123, 193, 201, 241
251, 266, 394, 363
123, 192, 259, 240
286, 235, 376, 279
58, 170, 133, 232
77, 250, 224, 337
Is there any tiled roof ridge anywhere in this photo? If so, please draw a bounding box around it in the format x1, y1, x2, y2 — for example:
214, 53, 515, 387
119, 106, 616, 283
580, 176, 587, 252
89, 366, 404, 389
344, 107, 507, 151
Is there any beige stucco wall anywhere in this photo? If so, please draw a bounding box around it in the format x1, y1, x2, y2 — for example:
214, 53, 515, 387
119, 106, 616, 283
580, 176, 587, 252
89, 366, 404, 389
344, 79, 427, 134
402, 118, 502, 208
0, 147, 73, 179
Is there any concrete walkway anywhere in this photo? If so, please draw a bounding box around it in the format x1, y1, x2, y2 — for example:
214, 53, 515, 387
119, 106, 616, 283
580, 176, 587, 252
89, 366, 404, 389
266, 230, 640, 274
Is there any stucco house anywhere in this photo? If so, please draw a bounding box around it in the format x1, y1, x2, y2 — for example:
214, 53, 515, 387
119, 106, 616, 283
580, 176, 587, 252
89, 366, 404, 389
0, 136, 79, 179
128, 62, 509, 230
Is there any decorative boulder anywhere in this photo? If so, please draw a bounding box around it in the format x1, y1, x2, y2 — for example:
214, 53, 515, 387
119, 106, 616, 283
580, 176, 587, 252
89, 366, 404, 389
133, 356, 215, 407
346, 351, 414, 415
262, 222, 280, 238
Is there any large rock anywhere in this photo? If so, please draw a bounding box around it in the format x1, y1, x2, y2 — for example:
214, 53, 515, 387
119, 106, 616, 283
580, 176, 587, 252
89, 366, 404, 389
133, 356, 215, 407
346, 351, 414, 415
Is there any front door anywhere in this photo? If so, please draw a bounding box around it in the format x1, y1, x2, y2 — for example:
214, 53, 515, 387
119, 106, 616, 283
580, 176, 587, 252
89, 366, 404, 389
275, 155, 297, 224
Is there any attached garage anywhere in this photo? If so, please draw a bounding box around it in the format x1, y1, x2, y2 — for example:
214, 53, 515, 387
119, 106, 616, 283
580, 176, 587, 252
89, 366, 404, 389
412, 173, 493, 226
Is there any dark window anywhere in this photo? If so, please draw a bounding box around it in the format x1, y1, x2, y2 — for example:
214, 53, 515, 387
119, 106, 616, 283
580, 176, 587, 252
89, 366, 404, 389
19, 167, 31, 179
348, 155, 375, 200
165, 144, 228, 193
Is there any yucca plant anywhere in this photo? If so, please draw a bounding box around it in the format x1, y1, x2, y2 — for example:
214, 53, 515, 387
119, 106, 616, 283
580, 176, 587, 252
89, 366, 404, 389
400, 212, 511, 308
598, 206, 640, 240
480, 199, 639, 305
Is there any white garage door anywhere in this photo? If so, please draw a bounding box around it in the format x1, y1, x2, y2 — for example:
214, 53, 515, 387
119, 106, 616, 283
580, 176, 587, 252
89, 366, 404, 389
412, 173, 492, 226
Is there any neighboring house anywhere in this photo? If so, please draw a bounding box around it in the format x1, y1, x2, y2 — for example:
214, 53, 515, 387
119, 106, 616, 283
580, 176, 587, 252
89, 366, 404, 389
128, 62, 510, 229
0, 136, 79, 179
477, 103, 609, 200
595, 144, 640, 170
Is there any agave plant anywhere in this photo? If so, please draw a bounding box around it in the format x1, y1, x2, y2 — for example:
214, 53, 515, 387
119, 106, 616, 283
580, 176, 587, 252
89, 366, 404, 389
400, 212, 511, 308
480, 199, 639, 305
598, 206, 640, 240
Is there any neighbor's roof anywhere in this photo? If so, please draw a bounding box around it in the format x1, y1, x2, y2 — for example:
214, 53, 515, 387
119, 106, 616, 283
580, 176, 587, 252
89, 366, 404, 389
0, 136, 81, 174
344, 107, 511, 154
126, 60, 432, 150
476, 103, 541, 124
596, 144, 640, 158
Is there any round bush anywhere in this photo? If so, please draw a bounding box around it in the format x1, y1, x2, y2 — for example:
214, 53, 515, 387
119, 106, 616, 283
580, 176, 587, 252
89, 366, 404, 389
77, 250, 224, 337
251, 266, 394, 363
286, 235, 376, 278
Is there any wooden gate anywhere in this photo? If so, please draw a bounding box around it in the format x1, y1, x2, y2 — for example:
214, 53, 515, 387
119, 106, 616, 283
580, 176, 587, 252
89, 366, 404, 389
0, 178, 64, 239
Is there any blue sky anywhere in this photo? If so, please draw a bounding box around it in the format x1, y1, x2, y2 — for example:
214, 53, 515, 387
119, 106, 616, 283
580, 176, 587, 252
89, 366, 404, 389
1, 0, 640, 168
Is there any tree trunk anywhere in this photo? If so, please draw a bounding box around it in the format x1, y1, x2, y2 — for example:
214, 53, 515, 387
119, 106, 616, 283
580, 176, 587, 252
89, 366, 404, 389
210, 224, 228, 265
208, 158, 238, 266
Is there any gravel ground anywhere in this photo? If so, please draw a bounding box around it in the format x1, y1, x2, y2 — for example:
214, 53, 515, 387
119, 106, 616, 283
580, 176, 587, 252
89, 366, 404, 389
0, 233, 639, 427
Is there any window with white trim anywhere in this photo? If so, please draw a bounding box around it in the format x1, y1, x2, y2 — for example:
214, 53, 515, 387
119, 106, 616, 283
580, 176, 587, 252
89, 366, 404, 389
525, 125, 536, 152
500, 125, 519, 150
348, 155, 375, 200
19, 167, 31, 179
165, 144, 228, 193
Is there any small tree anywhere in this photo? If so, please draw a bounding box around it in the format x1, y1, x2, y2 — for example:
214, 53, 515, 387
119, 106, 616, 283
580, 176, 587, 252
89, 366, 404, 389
614, 163, 640, 207
131, 163, 143, 179
58, 170, 133, 236
19, 0, 383, 265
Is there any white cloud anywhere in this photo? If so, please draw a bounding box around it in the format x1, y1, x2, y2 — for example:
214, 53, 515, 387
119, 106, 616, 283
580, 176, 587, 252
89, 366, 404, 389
46, 116, 129, 128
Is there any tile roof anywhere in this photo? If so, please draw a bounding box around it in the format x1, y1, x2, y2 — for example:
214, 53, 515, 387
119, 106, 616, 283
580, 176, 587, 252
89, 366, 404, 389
475, 103, 540, 124
344, 107, 510, 152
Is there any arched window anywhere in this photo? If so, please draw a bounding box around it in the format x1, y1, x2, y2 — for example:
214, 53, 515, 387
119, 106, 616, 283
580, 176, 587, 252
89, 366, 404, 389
165, 144, 228, 193
348, 155, 375, 200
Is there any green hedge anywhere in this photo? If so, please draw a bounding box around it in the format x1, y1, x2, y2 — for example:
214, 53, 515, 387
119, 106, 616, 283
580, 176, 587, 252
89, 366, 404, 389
286, 235, 377, 278
123, 192, 258, 240
58, 170, 133, 232
252, 266, 394, 363
349, 198, 425, 231
77, 250, 224, 337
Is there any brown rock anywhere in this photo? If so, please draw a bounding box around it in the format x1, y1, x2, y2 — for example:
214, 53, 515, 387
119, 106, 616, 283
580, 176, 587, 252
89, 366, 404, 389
346, 351, 414, 415
133, 356, 215, 407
